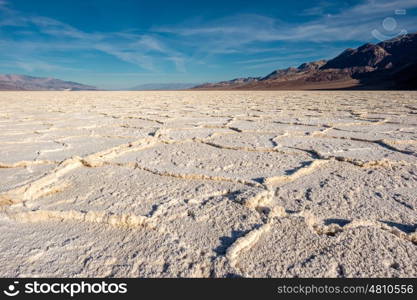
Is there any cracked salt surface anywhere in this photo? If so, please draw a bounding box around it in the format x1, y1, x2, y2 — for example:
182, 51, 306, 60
0, 91, 416, 277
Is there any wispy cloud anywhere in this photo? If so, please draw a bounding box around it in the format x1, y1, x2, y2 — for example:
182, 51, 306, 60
299, 1, 345, 16
155, 0, 417, 45
0, 57, 80, 73
236, 56, 308, 67
15, 60, 68, 72
0, 4, 187, 73
0, 0, 8, 10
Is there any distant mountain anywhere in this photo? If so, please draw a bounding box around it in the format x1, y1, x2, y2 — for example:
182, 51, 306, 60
129, 83, 198, 90
0, 74, 97, 91
194, 77, 261, 89
192, 33, 417, 90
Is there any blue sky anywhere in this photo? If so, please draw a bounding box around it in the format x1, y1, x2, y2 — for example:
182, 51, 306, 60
0, 0, 416, 89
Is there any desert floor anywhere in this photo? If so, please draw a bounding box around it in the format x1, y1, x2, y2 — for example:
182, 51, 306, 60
0, 91, 416, 277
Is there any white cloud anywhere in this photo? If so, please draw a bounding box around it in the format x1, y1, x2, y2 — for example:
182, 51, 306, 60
94, 44, 156, 71
0, 0, 8, 9
0, 5, 187, 72
155, 0, 417, 45
15, 60, 67, 72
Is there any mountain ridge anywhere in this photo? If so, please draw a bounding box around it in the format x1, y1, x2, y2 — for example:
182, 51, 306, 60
192, 33, 417, 90
128, 82, 198, 90
0, 74, 97, 91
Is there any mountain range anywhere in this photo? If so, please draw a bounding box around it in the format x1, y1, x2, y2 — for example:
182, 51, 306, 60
1, 33, 416, 91
193, 32, 417, 90
129, 82, 198, 90
0, 74, 97, 91
0, 75, 198, 91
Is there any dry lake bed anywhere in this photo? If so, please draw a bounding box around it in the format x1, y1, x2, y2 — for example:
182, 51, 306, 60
0, 91, 416, 277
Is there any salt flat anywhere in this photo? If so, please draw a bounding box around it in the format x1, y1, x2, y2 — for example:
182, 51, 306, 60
0, 91, 416, 278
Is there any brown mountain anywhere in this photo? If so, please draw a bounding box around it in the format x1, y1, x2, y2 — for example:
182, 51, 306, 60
193, 77, 261, 89
0, 74, 97, 91
193, 33, 417, 90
